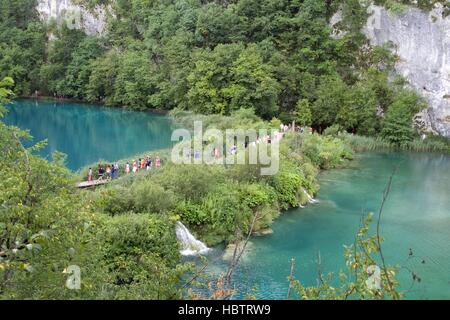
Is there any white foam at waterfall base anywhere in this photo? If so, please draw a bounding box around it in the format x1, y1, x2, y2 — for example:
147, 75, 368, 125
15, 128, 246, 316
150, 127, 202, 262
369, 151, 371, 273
303, 189, 319, 204
176, 222, 211, 256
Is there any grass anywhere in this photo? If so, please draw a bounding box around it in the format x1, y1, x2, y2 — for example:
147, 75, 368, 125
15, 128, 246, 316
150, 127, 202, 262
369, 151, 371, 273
339, 133, 450, 153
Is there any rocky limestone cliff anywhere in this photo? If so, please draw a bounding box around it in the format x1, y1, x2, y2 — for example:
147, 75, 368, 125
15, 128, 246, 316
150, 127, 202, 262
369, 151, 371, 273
364, 4, 450, 137
37, 0, 108, 35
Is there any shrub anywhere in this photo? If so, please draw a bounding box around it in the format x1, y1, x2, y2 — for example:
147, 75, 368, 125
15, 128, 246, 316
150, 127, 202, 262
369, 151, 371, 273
270, 169, 303, 210
155, 164, 224, 201
323, 124, 344, 137
93, 186, 134, 216
131, 179, 176, 214
301, 134, 352, 169
175, 200, 210, 226
102, 214, 187, 299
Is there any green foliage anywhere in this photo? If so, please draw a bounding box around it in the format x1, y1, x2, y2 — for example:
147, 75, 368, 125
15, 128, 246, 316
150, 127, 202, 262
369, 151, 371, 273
61, 36, 105, 99
381, 91, 426, 146
102, 214, 189, 299
131, 179, 176, 214
0, 0, 45, 95
312, 75, 350, 131
0, 81, 108, 298
270, 168, 303, 210
92, 185, 135, 216
155, 164, 224, 201
323, 124, 344, 137
339, 132, 450, 153
39, 25, 87, 96
80, 109, 353, 247
301, 133, 353, 169
187, 43, 280, 118
295, 99, 312, 127
0, 77, 14, 111
0, 77, 190, 299
339, 133, 395, 152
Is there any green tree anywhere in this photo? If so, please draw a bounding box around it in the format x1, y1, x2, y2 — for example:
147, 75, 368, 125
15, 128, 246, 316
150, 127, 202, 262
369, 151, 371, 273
39, 24, 86, 96
312, 76, 350, 131
294, 99, 312, 127
381, 91, 425, 146
0, 1, 46, 95
187, 44, 280, 118
61, 36, 105, 99
0, 77, 108, 299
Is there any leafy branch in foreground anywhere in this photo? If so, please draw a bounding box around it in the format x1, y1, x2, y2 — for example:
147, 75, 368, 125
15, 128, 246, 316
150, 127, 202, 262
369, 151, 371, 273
292, 213, 401, 300
292, 169, 403, 300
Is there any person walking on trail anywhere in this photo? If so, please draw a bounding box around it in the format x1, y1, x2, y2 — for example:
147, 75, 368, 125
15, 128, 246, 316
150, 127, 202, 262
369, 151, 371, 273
155, 156, 161, 168
88, 168, 93, 182
133, 160, 138, 173
214, 147, 220, 160
141, 158, 146, 170
106, 165, 112, 179
146, 156, 152, 171
125, 162, 131, 174
110, 164, 115, 179
114, 163, 119, 179
231, 144, 237, 155
98, 165, 105, 180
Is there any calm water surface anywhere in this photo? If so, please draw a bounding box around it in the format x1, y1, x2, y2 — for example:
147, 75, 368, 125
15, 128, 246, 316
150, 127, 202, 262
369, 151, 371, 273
206, 152, 450, 300
4, 100, 174, 170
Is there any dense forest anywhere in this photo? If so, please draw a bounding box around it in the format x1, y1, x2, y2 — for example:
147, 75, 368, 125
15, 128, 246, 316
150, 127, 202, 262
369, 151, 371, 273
2, 0, 447, 145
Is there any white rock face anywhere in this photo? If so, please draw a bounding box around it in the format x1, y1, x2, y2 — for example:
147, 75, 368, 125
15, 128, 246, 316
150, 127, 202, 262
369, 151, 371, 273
364, 4, 450, 137
37, 0, 108, 35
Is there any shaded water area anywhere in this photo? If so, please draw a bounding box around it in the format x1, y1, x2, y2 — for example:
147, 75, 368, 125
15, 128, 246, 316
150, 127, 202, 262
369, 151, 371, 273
205, 152, 450, 299
4, 99, 174, 171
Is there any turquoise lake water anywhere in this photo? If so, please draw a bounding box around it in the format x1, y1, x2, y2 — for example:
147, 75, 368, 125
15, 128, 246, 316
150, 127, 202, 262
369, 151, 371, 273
206, 152, 450, 300
3, 100, 450, 299
4, 100, 174, 170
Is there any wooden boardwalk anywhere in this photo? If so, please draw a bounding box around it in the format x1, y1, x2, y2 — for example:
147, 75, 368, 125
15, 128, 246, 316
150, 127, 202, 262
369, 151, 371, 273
76, 179, 110, 189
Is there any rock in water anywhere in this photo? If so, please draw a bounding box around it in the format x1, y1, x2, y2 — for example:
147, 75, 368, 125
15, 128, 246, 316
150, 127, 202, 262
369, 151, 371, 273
222, 242, 254, 262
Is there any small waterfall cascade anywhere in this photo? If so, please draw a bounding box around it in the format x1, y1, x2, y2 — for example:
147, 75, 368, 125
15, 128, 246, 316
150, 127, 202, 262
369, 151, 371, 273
175, 222, 211, 256
303, 189, 319, 204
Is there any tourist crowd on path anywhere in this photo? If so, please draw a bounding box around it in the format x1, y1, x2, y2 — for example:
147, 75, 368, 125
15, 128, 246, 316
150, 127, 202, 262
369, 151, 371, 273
86, 123, 312, 182
280, 123, 313, 134
87, 155, 161, 182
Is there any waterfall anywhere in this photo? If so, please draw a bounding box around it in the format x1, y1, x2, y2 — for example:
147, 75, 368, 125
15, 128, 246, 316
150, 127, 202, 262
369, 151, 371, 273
175, 222, 211, 256
303, 189, 319, 204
